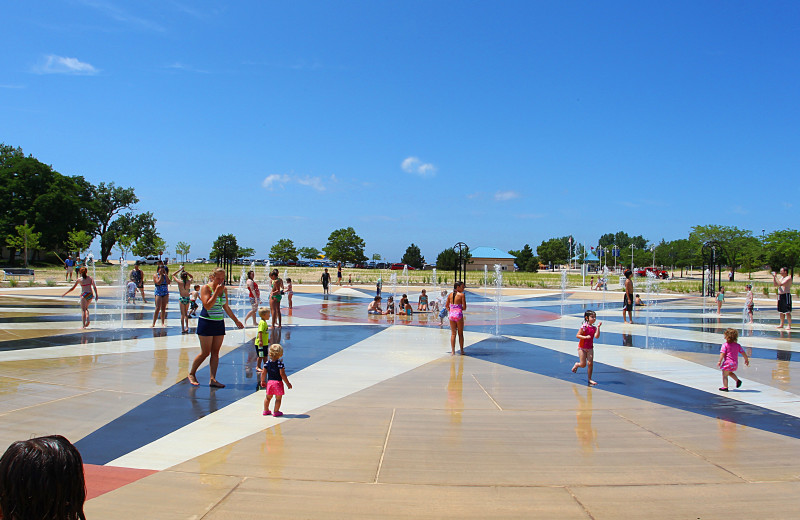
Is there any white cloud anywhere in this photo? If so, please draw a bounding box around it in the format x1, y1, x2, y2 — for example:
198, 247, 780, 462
296, 176, 325, 191
494, 190, 520, 202
262, 173, 334, 192
165, 62, 210, 74
262, 174, 290, 190
401, 156, 437, 177
32, 55, 98, 75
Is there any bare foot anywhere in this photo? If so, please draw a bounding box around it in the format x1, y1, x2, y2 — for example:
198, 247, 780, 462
187, 374, 199, 386
571, 365, 578, 373
209, 380, 225, 388
589, 380, 597, 386
460, 348, 465, 355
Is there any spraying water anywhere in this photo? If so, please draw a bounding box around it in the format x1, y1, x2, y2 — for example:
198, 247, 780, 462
238, 264, 248, 342
262, 260, 271, 287
702, 268, 711, 315
560, 268, 568, 316
87, 253, 97, 323
390, 271, 397, 309
494, 264, 503, 336
402, 264, 409, 294
645, 271, 658, 349
117, 257, 128, 329
484, 265, 488, 300
601, 265, 609, 313
431, 268, 437, 290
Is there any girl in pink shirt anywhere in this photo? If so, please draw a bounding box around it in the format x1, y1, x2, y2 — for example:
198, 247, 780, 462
717, 328, 749, 391
572, 310, 602, 386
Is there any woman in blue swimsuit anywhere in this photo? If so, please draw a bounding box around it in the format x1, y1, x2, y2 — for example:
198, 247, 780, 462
152, 264, 170, 327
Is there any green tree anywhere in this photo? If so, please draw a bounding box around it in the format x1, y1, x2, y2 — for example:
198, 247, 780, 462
0, 154, 95, 261
509, 244, 538, 272
175, 241, 191, 262
764, 229, 800, 278
66, 230, 93, 256
298, 246, 321, 260
436, 247, 471, 271
210, 234, 238, 264
689, 225, 754, 281
323, 227, 367, 263
115, 234, 135, 260
5, 223, 41, 267
401, 243, 425, 269
90, 182, 139, 262
536, 237, 569, 268
132, 229, 166, 258
270, 239, 298, 262
598, 231, 648, 251
238, 247, 256, 259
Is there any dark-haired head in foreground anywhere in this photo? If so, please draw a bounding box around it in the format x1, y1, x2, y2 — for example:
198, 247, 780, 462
0, 435, 86, 520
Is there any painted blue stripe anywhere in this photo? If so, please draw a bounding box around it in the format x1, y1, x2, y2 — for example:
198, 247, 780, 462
466, 336, 800, 440
75, 324, 384, 465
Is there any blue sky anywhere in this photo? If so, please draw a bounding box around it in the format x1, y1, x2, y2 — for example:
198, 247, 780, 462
3, 1, 798, 262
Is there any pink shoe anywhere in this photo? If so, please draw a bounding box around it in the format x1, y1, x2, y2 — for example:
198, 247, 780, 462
262, 410, 272, 416
273, 411, 284, 417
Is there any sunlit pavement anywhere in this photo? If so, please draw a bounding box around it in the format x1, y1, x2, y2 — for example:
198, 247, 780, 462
1, 284, 798, 519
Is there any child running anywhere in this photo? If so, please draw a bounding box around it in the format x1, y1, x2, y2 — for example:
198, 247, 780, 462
262, 343, 292, 417
255, 307, 270, 379
571, 310, 602, 386
745, 284, 754, 324
189, 285, 200, 317
717, 328, 749, 391
716, 286, 725, 315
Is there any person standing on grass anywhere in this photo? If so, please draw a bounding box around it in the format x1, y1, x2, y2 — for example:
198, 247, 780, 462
622, 269, 634, 324
64, 255, 74, 281
189, 267, 243, 388
773, 268, 792, 329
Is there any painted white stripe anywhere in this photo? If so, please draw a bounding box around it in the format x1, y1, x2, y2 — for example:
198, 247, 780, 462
108, 326, 490, 470
507, 335, 800, 419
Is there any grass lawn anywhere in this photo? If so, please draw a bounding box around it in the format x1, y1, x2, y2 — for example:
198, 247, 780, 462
2, 263, 794, 298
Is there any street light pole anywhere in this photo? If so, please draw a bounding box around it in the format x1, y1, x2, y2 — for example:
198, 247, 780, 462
630, 244, 635, 271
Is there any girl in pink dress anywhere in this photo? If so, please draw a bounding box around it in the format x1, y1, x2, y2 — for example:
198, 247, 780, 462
717, 328, 750, 391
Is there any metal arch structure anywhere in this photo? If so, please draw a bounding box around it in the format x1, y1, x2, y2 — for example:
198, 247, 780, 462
701, 240, 725, 297
453, 242, 469, 286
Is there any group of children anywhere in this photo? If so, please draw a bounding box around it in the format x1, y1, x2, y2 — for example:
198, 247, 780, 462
571, 310, 750, 392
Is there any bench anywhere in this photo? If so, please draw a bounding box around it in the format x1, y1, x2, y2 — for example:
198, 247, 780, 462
2, 268, 35, 281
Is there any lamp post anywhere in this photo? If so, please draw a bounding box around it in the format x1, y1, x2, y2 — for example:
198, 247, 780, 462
612, 244, 619, 272
630, 244, 635, 271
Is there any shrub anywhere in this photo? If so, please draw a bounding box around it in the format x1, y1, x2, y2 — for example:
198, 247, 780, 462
8, 279, 17, 287
102, 275, 113, 285
763, 286, 770, 296
46, 279, 57, 287
27, 279, 36, 287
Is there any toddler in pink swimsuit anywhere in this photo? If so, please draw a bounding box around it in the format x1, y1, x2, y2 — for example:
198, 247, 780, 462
717, 328, 749, 391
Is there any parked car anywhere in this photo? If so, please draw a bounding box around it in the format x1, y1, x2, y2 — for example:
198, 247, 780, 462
192, 258, 206, 264
375, 262, 388, 270
636, 267, 669, 279
138, 256, 160, 265
390, 263, 415, 270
